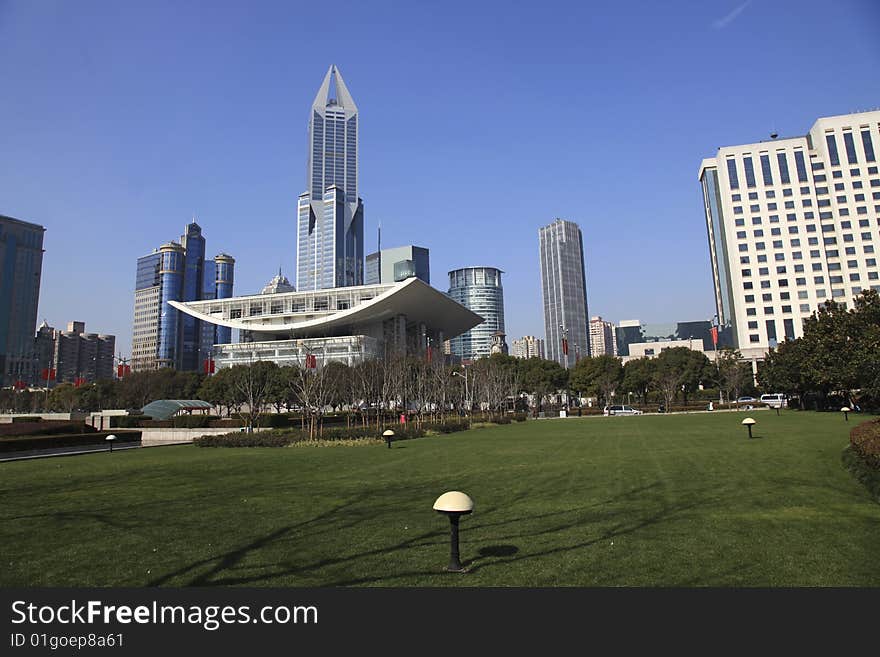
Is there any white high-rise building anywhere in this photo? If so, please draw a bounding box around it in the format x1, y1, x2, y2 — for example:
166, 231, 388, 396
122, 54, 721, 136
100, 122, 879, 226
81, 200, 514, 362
539, 219, 590, 368
512, 335, 545, 359
589, 316, 617, 357
699, 110, 880, 358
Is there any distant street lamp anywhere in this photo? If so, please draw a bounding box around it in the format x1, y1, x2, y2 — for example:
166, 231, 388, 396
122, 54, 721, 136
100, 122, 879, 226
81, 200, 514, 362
433, 491, 474, 572
452, 370, 469, 415
383, 429, 395, 449
841, 406, 851, 422
741, 417, 756, 439
106, 434, 116, 453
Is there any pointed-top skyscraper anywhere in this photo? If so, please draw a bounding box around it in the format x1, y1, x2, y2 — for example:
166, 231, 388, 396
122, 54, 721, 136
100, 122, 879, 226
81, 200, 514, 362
297, 65, 364, 291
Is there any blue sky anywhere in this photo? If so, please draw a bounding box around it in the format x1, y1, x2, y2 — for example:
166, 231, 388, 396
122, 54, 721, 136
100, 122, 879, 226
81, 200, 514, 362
2, 0, 879, 357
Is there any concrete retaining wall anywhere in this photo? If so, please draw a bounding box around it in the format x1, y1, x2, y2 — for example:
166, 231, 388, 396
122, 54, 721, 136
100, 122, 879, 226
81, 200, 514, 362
139, 427, 265, 446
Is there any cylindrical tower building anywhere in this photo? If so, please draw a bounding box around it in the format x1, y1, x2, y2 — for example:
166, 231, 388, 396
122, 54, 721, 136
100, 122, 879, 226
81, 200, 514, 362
157, 242, 185, 368
446, 266, 505, 359
214, 253, 235, 345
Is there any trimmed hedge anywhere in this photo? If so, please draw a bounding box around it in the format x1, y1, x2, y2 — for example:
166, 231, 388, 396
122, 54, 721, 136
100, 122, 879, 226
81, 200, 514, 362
110, 415, 147, 428
0, 421, 96, 437
0, 430, 141, 453
194, 432, 293, 448
842, 445, 880, 503
490, 415, 512, 425
170, 415, 217, 428
850, 418, 880, 470
11, 416, 42, 423
435, 420, 471, 434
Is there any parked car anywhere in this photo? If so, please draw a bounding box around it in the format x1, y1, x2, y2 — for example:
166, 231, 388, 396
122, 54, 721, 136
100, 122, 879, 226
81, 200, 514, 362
737, 396, 756, 409
760, 393, 787, 409
603, 405, 643, 416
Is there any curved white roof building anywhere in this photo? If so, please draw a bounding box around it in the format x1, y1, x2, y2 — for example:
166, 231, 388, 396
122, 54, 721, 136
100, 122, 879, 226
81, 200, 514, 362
170, 277, 483, 368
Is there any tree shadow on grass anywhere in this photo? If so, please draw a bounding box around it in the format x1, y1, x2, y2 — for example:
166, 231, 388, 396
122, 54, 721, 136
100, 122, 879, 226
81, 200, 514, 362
143, 481, 705, 587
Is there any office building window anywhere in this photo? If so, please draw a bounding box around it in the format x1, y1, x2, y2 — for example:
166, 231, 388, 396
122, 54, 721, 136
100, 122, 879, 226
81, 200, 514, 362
727, 159, 739, 189
862, 129, 875, 163
761, 154, 773, 185
826, 133, 840, 166
744, 156, 756, 188
843, 132, 858, 165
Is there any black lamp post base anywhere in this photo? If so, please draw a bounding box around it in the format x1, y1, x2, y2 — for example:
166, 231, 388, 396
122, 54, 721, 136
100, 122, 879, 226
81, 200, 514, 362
443, 565, 470, 573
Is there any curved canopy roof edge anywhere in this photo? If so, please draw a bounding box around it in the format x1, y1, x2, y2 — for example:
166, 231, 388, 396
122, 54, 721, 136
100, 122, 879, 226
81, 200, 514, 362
141, 399, 214, 420
169, 277, 483, 340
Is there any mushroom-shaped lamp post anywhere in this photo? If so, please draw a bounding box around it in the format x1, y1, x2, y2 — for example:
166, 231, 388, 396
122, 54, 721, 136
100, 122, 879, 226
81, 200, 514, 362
741, 417, 756, 439
841, 407, 851, 422
433, 491, 474, 572
383, 429, 395, 449
106, 434, 116, 453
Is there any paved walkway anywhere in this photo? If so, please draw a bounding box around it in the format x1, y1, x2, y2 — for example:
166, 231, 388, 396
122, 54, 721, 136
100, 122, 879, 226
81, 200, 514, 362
0, 440, 190, 463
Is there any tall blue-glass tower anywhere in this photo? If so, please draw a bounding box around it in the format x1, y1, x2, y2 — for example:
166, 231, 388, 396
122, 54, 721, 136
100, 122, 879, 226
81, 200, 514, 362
296, 65, 364, 291
0, 215, 45, 385
132, 222, 234, 371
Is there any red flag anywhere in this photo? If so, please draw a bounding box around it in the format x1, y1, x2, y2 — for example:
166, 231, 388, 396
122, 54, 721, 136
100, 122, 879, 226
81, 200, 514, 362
305, 354, 317, 369
203, 359, 215, 374
41, 368, 56, 381
711, 326, 719, 347
562, 338, 569, 356
426, 346, 433, 363
14, 380, 27, 390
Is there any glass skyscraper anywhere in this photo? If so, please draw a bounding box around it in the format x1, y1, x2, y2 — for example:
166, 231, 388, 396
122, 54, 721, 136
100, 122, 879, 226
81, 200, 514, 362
539, 219, 591, 367
365, 245, 430, 285
132, 222, 234, 371
0, 214, 45, 385
447, 267, 505, 359
297, 65, 364, 291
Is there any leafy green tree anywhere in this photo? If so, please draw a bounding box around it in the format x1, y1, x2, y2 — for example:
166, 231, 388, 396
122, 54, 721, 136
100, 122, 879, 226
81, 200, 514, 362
715, 348, 753, 403
48, 383, 78, 412
652, 347, 711, 406
569, 355, 623, 406
757, 289, 880, 409
621, 357, 655, 405
517, 357, 568, 409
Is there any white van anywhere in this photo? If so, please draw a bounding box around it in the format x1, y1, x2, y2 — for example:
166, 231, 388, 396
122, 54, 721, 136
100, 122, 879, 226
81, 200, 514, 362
760, 393, 787, 409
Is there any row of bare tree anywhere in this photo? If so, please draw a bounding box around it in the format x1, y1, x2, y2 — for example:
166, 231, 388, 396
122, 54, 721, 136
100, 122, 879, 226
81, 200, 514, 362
203, 352, 523, 437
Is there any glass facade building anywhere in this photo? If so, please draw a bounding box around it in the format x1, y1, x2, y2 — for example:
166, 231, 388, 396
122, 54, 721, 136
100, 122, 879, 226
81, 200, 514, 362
365, 245, 430, 285
446, 267, 505, 359
132, 223, 234, 371
297, 65, 364, 291
0, 214, 45, 385
539, 219, 590, 367
699, 110, 880, 356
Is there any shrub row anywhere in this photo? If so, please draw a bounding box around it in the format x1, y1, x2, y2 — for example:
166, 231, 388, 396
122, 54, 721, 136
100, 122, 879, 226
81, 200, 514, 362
0, 421, 97, 437
0, 430, 141, 453
435, 420, 471, 433
850, 418, 880, 470
193, 432, 293, 448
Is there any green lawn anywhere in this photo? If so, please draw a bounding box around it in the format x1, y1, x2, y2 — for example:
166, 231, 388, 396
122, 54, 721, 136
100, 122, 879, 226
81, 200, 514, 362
2, 411, 877, 587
